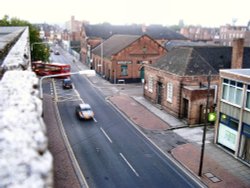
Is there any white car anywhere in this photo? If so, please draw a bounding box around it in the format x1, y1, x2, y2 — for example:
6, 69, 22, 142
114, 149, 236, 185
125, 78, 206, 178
75, 103, 94, 120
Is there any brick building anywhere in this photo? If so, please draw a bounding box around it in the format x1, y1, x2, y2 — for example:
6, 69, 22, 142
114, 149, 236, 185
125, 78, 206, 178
180, 26, 218, 42
219, 25, 250, 47
91, 34, 167, 83
144, 39, 250, 126
65, 16, 85, 41
81, 23, 187, 67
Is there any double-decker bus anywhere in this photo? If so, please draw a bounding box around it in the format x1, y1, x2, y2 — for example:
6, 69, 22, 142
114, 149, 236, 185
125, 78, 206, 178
32, 61, 71, 78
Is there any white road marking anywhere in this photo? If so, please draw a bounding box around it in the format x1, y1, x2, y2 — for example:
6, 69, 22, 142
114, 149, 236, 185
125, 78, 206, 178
100, 127, 112, 143
119, 153, 139, 177
93, 118, 97, 123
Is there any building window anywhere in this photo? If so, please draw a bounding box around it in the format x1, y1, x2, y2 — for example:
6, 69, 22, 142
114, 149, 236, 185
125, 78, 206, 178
246, 85, 250, 109
222, 79, 243, 106
121, 65, 128, 76
239, 123, 250, 164
218, 113, 239, 152
148, 76, 153, 93
167, 82, 173, 103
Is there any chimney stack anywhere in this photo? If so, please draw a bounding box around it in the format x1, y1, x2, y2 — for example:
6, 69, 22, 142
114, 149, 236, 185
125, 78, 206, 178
231, 38, 244, 69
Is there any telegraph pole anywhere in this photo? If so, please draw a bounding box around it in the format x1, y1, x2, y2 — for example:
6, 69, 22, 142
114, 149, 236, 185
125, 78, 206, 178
198, 71, 211, 177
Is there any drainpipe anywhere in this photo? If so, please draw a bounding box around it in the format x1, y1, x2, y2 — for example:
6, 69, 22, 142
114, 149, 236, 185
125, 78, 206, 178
178, 82, 183, 118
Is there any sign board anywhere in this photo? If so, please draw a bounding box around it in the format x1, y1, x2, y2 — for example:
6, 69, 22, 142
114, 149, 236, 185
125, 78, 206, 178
117, 61, 132, 65
218, 123, 237, 151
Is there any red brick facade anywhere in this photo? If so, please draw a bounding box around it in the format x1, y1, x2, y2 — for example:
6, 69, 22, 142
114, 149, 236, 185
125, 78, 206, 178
144, 66, 218, 126
92, 35, 167, 83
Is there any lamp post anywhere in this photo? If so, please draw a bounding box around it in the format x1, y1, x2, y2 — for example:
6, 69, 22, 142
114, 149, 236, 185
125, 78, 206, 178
101, 40, 103, 76
198, 71, 211, 177
39, 70, 96, 99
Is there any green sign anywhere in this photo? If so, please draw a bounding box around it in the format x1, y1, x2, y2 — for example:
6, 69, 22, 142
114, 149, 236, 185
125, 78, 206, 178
208, 112, 217, 122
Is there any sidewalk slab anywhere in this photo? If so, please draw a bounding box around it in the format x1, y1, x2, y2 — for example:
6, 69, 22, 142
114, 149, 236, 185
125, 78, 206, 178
171, 143, 249, 188
109, 95, 170, 130
133, 96, 185, 128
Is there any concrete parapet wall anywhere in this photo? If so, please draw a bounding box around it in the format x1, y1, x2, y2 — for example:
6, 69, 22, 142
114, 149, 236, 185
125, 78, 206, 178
0, 71, 53, 187
0, 26, 53, 187
1, 27, 30, 72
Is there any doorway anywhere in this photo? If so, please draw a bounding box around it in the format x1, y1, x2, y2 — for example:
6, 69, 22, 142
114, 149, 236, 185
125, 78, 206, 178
140, 67, 144, 80
183, 98, 189, 119
157, 82, 163, 105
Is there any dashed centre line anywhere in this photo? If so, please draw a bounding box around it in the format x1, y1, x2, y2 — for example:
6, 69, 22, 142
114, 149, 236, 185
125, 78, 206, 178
100, 127, 112, 143
120, 153, 139, 177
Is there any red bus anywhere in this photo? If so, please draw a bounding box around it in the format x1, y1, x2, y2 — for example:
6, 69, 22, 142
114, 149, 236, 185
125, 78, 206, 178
32, 61, 71, 78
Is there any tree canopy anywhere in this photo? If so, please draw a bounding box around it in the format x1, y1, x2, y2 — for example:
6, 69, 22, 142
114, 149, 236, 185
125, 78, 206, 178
0, 15, 49, 62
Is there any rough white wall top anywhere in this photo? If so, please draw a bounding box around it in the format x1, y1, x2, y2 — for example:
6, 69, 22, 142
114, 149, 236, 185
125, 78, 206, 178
1, 27, 30, 71
0, 70, 53, 188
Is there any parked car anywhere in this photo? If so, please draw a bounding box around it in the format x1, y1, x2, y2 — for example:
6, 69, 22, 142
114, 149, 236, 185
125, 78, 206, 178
75, 103, 94, 120
62, 78, 73, 89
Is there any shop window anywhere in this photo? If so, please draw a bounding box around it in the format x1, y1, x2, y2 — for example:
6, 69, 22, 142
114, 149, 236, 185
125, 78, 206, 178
218, 113, 239, 152
220, 113, 228, 125
219, 113, 239, 131
246, 85, 250, 110
121, 65, 128, 76
229, 118, 239, 131
239, 123, 250, 164
222, 79, 243, 106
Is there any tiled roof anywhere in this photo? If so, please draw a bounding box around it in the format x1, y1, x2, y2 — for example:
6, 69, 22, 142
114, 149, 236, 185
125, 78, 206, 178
92, 34, 141, 58
165, 40, 218, 51
84, 24, 187, 40
152, 46, 250, 76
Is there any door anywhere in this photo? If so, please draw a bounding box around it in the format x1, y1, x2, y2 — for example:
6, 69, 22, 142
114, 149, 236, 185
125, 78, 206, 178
157, 82, 163, 105
183, 98, 189, 119
140, 67, 144, 81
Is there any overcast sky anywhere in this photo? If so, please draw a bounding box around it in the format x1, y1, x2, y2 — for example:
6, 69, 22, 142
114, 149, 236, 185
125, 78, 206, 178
0, 0, 249, 27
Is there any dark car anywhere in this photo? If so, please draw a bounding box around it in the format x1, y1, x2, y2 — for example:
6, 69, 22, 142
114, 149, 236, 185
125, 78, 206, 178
75, 103, 94, 120
62, 78, 73, 89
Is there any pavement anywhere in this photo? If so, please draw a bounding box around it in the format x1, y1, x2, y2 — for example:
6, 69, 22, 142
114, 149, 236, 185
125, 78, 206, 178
44, 54, 250, 187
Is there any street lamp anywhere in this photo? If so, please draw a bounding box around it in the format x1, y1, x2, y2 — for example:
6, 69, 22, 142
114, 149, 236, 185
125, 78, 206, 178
39, 70, 96, 99
198, 71, 211, 177
101, 39, 103, 75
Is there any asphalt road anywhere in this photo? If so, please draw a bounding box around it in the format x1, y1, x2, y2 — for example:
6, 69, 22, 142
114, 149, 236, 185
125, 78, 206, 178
50, 47, 202, 188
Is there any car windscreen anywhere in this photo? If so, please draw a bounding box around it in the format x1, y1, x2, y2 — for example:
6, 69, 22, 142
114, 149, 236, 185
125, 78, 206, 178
64, 79, 72, 84
81, 107, 91, 111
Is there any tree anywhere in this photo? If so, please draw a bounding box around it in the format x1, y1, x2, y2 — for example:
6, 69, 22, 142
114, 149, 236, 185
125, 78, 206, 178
0, 15, 50, 62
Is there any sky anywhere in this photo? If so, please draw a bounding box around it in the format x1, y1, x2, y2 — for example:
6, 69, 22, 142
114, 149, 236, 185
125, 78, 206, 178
0, 0, 249, 27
